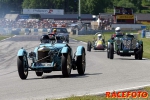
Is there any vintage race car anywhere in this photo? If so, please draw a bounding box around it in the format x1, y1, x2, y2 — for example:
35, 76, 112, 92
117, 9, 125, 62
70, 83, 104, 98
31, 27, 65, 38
17, 34, 86, 79
49, 27, 69, 43
87, 32, 106, 51
107, 33, 143, 60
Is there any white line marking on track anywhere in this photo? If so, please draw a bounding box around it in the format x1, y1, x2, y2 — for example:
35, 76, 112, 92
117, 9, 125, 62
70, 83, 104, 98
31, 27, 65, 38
80, 41, 87, 44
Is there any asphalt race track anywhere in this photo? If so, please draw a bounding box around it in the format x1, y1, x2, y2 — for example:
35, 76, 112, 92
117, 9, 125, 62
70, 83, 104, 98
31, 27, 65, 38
0, 34, 150, 100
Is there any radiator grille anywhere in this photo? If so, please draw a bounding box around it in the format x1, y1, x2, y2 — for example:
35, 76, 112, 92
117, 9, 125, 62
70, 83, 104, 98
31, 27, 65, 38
38, 51, 51, 63
123, 40, 131, 49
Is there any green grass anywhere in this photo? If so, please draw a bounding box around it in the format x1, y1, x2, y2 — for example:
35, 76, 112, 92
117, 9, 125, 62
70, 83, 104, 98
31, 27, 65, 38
70, 32, 150, 59
0, 35, 12, 40
53, 87, 150, 100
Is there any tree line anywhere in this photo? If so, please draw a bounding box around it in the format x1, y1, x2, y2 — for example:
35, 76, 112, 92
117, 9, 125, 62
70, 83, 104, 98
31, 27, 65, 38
0, 0, 150, 17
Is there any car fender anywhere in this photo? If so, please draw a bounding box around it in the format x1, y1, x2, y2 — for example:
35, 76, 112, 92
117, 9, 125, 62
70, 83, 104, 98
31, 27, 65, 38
76, 46, 85, 56
138, 40, 143, 46
61, 47, 69, 53
136, 40, 143, 48
17, 48, 27, 56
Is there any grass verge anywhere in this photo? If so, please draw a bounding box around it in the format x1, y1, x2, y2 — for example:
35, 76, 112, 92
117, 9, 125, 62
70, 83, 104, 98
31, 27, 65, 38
70, 32, 150, 59
0, 35, 11, 40
54, 87, 150, 100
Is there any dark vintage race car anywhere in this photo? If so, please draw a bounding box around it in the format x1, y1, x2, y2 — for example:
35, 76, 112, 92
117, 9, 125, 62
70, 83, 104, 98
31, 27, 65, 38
87, 32, 106, 51
17, 34, 86, 79
107, 33, 143, 60
49, 27, 69, 43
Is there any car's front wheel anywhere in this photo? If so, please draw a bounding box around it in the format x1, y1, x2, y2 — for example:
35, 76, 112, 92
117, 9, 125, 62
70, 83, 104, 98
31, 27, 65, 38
76, 50, 86, 75
17, 56, 28, 79
109, 44, 114, 59
138, 45, 143, 60
87, 41, 91, 52
61, 52, 72, 77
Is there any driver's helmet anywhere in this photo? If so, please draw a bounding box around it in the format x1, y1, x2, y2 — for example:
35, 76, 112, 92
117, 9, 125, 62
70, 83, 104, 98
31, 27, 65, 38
53, 29, 57, 33
40, 35, 50, 43
115, 27, 121, 35
97, 34, 102, 40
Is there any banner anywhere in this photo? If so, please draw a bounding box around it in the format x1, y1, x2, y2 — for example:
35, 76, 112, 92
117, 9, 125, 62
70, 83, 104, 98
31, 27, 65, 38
117, 15, 134, 19
23, 9, 64, 15
19, 15, 29, 19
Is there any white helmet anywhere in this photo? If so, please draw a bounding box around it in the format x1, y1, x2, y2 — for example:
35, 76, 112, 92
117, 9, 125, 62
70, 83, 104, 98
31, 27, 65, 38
115, 27, 121, 31
97, 34, 102, 37
115, 27, 121, 33
97, 34, 102, 40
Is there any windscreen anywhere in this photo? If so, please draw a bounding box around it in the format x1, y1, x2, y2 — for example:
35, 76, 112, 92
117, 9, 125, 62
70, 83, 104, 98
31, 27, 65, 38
51, 28, 68, 33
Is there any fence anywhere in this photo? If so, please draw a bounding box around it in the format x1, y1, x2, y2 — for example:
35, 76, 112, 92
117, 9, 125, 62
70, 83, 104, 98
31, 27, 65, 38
146, 32, 150, 38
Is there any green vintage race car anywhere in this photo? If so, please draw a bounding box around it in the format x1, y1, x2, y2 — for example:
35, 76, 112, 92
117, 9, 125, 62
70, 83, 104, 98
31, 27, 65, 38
107, 33, 143, 60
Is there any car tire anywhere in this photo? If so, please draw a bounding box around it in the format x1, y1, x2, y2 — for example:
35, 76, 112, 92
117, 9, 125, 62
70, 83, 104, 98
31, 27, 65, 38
135, 54, 138, 59
17, 56, 28, 79
107, 45, 110, 58
76, 50, 86, 75
109, 44, 114, 59
87, 41, 91, 52
134, 49, 138, 59
61, 52, 72, 77
66, 39, 69, 43
138, 45, 143, 60
35, 71, 43, 76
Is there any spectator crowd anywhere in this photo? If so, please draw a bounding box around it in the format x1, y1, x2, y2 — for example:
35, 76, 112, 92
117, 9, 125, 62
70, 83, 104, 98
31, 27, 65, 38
0, 19, 72, 29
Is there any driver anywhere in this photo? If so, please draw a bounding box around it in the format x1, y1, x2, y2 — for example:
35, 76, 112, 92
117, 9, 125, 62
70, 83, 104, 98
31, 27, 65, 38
111, 27, 122, 39
40, 35, 50, 43
115, 27, 122, 35
51, 29, 57, 35
95, 33, 105, 45
97, 34, 102, 40
49, 29, 57, 38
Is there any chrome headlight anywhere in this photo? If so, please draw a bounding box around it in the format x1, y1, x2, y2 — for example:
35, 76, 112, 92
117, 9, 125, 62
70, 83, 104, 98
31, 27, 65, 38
29, 52, 36, 58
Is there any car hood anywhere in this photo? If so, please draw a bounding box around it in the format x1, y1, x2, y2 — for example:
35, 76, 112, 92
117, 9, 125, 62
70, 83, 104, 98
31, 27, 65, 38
39, 43, 67, 49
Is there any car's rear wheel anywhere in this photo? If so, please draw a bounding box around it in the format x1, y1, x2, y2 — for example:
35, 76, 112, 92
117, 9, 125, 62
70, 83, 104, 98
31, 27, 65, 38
17, 56, 28, 79
61, 52, 72, 77
35, 71, 43, 76
76, 50, 86, 75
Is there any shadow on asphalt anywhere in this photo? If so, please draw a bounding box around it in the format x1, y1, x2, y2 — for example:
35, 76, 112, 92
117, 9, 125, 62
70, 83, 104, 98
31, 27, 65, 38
26, 73, 102, 80
115, 58, 148, 60
87, 50, 106, 52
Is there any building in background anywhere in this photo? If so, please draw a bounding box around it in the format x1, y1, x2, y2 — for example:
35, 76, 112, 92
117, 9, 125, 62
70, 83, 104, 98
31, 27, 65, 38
112, 6, 134, 24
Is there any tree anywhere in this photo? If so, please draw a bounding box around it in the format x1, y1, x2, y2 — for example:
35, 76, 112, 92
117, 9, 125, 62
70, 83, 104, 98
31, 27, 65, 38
129, 0, 142, 12
117, 0, 135, 12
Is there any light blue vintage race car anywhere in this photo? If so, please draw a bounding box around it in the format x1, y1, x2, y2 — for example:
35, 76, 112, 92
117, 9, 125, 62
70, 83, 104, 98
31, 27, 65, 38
17, 34, 86, 79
